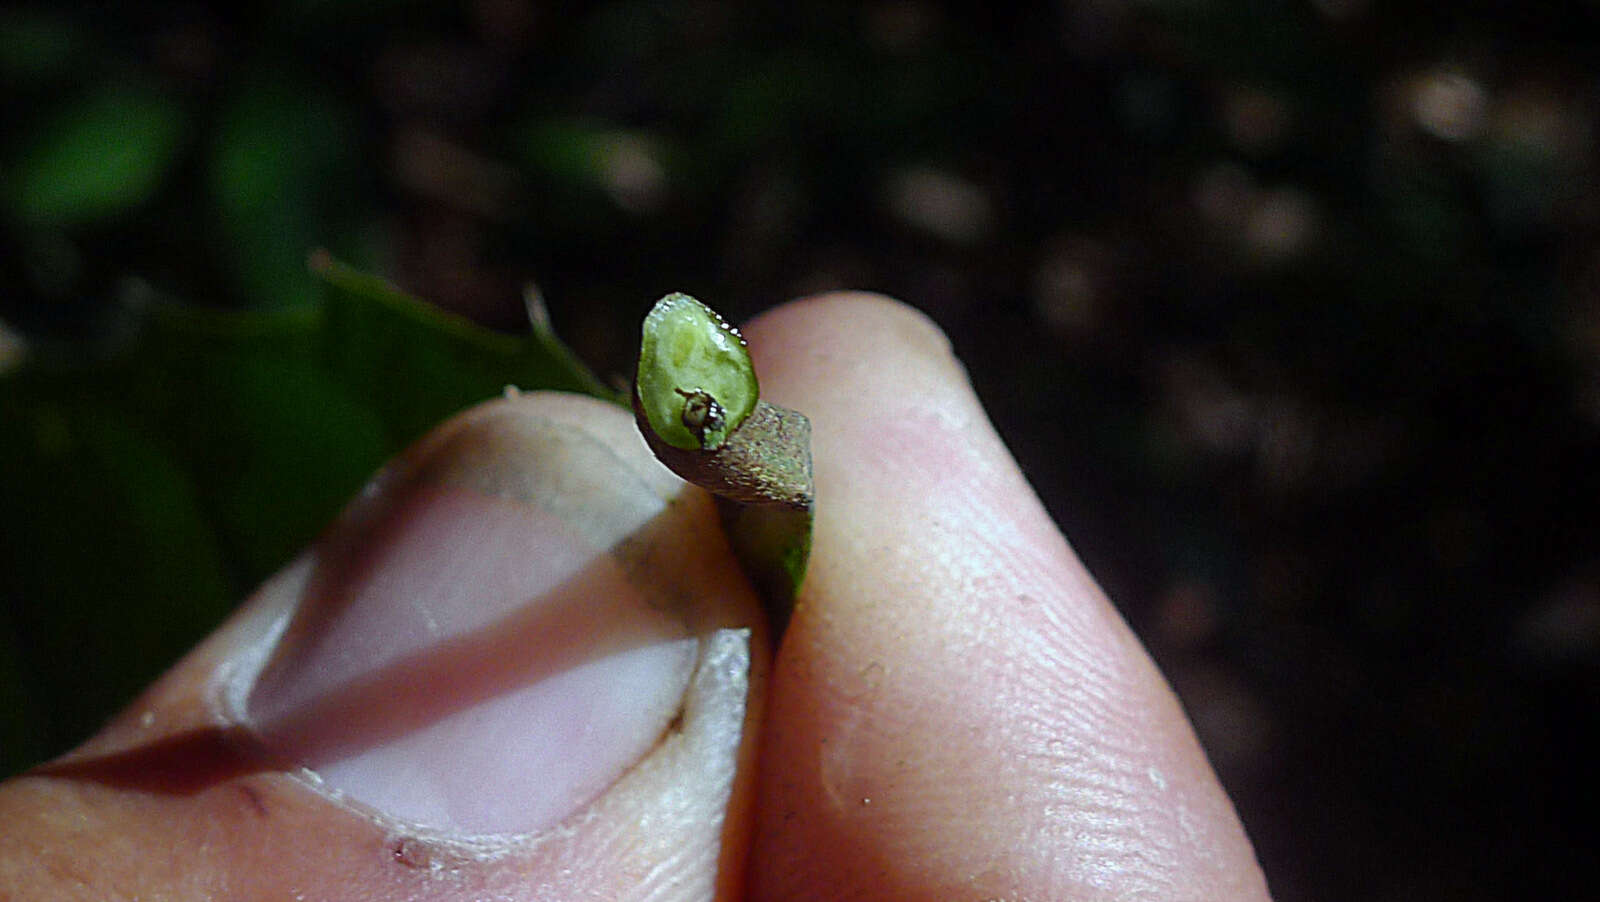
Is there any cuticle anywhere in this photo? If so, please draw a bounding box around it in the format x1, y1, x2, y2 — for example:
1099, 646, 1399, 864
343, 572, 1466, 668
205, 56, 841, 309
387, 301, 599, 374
217, 555, 316, 726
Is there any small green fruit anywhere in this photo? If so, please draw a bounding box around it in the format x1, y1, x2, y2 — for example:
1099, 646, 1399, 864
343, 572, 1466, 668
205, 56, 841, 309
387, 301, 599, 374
636, 293, 759, 450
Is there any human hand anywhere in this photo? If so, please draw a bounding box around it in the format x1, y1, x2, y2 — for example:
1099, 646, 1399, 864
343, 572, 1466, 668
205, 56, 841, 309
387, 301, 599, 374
0, 294, 1271, 900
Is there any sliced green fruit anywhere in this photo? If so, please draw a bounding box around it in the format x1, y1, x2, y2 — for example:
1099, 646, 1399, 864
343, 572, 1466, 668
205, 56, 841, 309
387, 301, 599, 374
636, 293, 759, 451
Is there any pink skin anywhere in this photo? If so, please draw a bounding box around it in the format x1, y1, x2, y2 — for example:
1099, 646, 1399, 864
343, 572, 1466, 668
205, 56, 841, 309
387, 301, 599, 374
0, 294, 1271, 900
745, 296, 1270, 899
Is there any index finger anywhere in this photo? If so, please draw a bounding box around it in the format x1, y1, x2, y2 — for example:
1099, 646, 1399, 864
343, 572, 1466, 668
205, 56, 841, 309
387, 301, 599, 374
744, 293, 1272, 900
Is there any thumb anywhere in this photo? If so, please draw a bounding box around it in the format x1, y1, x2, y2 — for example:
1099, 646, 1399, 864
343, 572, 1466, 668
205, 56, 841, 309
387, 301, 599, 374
0, 393, 768, 900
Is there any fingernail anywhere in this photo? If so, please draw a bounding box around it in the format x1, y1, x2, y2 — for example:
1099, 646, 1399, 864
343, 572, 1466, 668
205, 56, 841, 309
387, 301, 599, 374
246, 407, 699, 836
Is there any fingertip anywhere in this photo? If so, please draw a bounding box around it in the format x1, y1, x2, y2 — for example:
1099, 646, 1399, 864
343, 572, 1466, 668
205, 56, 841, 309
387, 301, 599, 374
4, 391, 770, 900
741, 292, 1272, 900
747, 291, 955, 363
742, 292, 962, 414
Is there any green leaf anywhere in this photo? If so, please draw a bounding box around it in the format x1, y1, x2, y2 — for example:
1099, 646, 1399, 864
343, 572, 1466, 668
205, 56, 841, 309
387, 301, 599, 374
0, 396, 233, 772
132, 304, 390, 579
7, 81, 185, 226
313, 255, 617, 443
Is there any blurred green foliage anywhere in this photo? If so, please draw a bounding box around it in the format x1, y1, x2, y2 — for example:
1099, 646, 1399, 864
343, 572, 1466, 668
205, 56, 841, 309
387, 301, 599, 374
9, 81, 186, 227
210, 75, 359, 309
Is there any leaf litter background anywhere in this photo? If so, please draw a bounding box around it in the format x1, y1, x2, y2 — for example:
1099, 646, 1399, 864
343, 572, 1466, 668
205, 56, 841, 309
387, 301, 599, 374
2, 3, 1597, 899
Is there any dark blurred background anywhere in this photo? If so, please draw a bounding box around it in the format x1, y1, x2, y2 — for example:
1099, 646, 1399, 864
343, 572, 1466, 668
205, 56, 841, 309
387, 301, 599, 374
2, 2, 1597, 899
